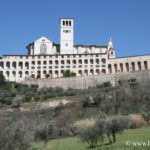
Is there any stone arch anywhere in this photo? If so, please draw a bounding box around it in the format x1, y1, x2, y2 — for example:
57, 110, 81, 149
12, 71, 16, 77
19, 71, 22, 78
102, 58, 106, 63
120, 63, 123, 72
61, 60, 65, 64
101, 69, 106, 74
37, 70, 41, 78
66, 21, 69, 26
131, 62, 135, 71
96, 59, 99, 64
69, 21, 71, 26
12, 62, 16, 69
84, 69, 88, 76
114, 64, 117, 73
55, 60, 58, 65
90, 59, 93, 64
19, 61, 23, 69
6, 61, 10, 69
126, 63, 129, 72
90, 69, 94, 75
144, 61, 148, 70
108, 64, 112, 73
49, 70, 52, 78
25, 62, 29, 69
25, 71, 29, 78
6, 71, 10, 77
96, 69, 100, 75
84, 59, 88, 64
78, 70, 82, 76
137, 61, 141, 70
78, 59, 82, 64
72, 60, 76, 64
61, 70, 64, 75
55, 70, 58, 77
63, 20, 65, 26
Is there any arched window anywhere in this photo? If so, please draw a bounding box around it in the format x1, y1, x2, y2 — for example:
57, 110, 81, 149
12, 62, 16, 69
102, 58, 106, 63
84, 70, 88, 75
96, 69, 100, 75
40, 44, 47, 54
144, 61, 148, 70
138, 62, 141, 70
120, 63, 123, 72
69, 21, 71, 26
108, 64, 112, 73
114, 64, 117, 73
131, 62, 135, 71
102, 69, 106, 74
66, 21, 68, 26
126, 63, 129, 72
63, 20, 65, 26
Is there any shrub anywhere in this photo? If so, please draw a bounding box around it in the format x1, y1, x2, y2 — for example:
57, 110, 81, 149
35, 122, 54, 145
0, 72, 6, 86
140, 111, 150, 125
105, 116, 130, 143
45, 74, 50, 78
78, 121, 104, 148
0, 120, 32, 150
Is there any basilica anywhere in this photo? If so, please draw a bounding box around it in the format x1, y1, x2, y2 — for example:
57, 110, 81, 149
0, 18, 149, 82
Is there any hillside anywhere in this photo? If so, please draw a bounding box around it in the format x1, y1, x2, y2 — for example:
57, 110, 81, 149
0, 73, 150, 150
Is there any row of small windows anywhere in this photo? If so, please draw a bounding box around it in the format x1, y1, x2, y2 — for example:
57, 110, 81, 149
0, 59, 106, 68
62, 20, 72, 26
32, 69, 106, 78
1, 69, 106, 79
5, 54, 101, 59
1, 71, 29, 78
33, 59, 106, 65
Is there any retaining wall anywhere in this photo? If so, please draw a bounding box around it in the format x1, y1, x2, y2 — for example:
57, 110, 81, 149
22, 70, 150, 89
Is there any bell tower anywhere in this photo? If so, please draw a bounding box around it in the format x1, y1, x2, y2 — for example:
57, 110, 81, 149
60, 18, 74, 54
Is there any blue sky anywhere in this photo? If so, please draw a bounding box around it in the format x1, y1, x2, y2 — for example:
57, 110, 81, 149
0, 0, 150, 57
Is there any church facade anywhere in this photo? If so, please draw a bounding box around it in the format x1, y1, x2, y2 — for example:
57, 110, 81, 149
0, 18, 150, 82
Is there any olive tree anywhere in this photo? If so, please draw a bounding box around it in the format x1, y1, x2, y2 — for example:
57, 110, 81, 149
105, 116, 130, 143
78, 119, 105, 148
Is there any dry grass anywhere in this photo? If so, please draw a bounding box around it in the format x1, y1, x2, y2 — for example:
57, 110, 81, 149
74, 118, 95, 129
129, 114, 147, 128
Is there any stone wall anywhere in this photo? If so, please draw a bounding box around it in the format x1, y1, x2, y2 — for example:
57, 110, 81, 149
22, 70, 150, 89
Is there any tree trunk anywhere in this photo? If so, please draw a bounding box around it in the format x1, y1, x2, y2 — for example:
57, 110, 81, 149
112, 132, 116, 143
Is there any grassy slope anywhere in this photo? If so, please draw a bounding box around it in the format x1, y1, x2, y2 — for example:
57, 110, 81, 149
30, 127, 150, 150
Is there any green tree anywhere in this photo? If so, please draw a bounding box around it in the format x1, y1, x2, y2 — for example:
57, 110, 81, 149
0, 72, 6, 86
105, 116, 130, 143
35, 123, 54, 145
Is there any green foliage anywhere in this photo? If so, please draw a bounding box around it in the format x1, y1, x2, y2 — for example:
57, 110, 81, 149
0, 72, 6, 86
82, 96, 102, 108
0, 121, 31, 150
105, 116, 130, 143
97, 81, 112, 88
31, 127, 150, 150
78, 124, 104, 148
45, 74, 50, 78
128, 78, 138, 86
35, 123, 54, 145
63, 70, 75, 77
